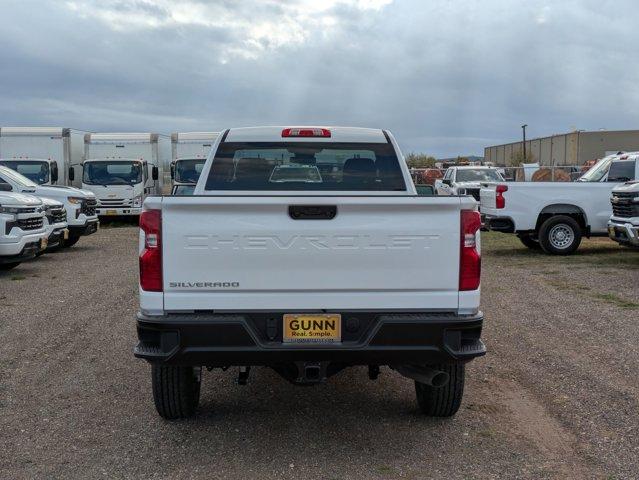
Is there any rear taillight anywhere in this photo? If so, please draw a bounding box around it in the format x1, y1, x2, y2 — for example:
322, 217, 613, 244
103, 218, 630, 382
139, 209, 162, 292
460, 210, 481, 291
495, 184, 508, 209
281, 128, 331, 138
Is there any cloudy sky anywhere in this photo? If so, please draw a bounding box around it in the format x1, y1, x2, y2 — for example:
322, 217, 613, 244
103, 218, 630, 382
1, 0, 638, 157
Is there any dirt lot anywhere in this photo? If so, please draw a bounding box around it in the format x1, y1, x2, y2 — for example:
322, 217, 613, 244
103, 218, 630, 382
1, 227, 638, 479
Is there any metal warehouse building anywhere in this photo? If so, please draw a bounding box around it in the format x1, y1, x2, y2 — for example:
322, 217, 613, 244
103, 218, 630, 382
484, 129, 639, 166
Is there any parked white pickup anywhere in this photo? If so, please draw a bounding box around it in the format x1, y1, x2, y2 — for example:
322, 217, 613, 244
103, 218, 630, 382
435, 166, 504, 199
135, 126, 486, 420
0, 190, 48, 270
480, 157, 639, 254
607, 154, 639, 247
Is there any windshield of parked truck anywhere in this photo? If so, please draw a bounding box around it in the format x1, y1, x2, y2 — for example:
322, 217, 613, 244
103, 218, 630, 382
174, 158, 205, 183
0, 165, 39, 189
270, 165, 322, 183
204, 142, 405, 191
0, 160, 49, 184
607, 160, 636, 183
83, 161, 143, 185
578, 156, 613, 182
455, 168, 503, 182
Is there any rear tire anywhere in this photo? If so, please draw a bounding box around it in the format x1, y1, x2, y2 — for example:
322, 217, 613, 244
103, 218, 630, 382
152, 365, 201, 419
0, 262, 21, 271
517, 233, 541, 250
538, 215, 582, 255
62, 236, 81, 248
415, 363, 465, 417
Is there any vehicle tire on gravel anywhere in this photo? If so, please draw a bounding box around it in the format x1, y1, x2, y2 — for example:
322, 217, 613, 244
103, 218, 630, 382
0, 262, 21, 271
538, 215, 582, 255
152, 365, 201, 419
415, 363, 465, 417
62, 236, 81, 248
517, 233, 541, 250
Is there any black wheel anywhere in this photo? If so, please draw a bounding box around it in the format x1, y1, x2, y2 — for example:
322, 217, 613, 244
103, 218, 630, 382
0, 262, 21, 271
538, 215, 582, 255
517, 233, 541, 250
152, 365, 201, 419
62, 236, 81, 248
415, 363, 465, 417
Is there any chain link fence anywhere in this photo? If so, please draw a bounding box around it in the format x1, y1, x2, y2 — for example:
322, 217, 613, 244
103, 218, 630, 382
410, 164, 591, 185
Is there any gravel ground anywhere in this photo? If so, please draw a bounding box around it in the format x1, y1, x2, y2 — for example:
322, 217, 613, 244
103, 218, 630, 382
1, 227, 637, 479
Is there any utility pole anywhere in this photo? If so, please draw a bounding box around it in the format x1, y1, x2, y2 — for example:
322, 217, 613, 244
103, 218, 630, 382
521, 124, 528, 161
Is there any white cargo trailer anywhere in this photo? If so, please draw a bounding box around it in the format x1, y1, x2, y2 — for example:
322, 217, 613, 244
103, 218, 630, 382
83, 133, 169, 216
0, 127, 88, 186
170, 132, 219, 195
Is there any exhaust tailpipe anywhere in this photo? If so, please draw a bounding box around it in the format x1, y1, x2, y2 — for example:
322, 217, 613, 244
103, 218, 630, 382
394, 365, 449, 388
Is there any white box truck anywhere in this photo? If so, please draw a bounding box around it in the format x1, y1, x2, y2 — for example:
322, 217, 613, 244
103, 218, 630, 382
170, 132, 219, 195
83, 133, 169, 216
0, 127, 88, 187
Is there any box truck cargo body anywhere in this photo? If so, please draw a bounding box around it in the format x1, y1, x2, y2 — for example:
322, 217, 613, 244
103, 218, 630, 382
83, 133, 169, 216
0, 127, 87, 186
170, 132, 219, 195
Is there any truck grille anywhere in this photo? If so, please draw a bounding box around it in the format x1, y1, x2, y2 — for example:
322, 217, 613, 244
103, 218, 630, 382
18, 216, 44, 231
47, 208, 67, 225
611, 193, 639, 218
17, 206, 39, 214
98, 198, 131, 207
81, 199, 97, 216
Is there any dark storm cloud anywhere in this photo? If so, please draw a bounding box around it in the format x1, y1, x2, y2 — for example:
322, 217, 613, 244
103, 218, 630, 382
1, 0, 639, 156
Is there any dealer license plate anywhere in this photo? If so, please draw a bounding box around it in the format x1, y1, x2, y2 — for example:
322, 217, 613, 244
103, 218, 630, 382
63, 229, 69, 240
40, 237, 48, 250
106, 210, 117, 216
283, 314, 341, 343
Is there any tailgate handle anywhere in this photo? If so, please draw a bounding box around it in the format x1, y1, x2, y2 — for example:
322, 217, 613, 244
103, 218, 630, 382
289, 205, 337, 220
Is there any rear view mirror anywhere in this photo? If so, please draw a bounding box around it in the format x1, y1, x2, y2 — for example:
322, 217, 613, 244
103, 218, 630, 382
170, 163, 175, 179
152, 166, 159, 181
51, 162, 59, 184
0, 183, 12, 191
68, 166, 75, 182
442, 179, 452, 186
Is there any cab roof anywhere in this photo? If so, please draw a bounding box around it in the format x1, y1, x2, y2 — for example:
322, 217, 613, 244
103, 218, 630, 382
224, 126, 389, 143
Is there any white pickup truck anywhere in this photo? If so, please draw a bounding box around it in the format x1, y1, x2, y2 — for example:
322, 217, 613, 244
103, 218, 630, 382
135, 126, 485, 419
0, 189, 48, 270
480, 156, 639, 254
40, 197, 69, 252
435, 166, 505, 199
607, 154, 639, 247
0, 165, 99, 247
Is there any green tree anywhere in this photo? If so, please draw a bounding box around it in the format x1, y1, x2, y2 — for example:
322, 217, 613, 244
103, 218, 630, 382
405, 152, 437, 168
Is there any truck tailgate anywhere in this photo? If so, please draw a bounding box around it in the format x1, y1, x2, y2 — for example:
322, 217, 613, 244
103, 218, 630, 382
479, 184, 497, 210
161, 196, 464, 311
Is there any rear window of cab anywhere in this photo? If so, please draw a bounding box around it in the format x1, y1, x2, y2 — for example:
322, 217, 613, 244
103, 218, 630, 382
204, 142, 406, 191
